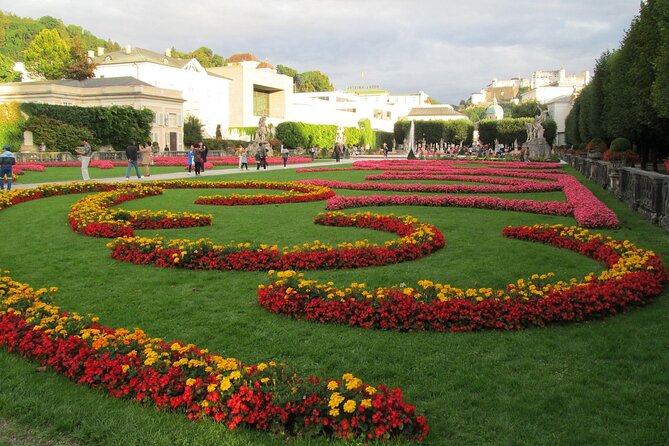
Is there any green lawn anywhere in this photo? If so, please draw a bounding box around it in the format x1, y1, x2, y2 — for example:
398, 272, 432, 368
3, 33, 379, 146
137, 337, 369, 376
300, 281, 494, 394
0, 166, 667, 445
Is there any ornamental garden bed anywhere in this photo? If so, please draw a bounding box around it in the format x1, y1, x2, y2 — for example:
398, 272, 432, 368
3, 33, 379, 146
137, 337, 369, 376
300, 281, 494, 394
0, 160, 667, 445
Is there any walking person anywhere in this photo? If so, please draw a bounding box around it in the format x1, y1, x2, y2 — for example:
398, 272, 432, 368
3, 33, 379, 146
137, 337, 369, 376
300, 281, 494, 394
382, 142, 389, 158
75, 138, 93, 181
334, 143, 342, 163
0, 144, 16, 191
280, 145, 289, 167
194, 147, 203, 176
124, 140, 142, 180
255, 149, 262, 170
139, 143, 153, 177
240, 148, 248, 170
186, 145, 194, 174
197, 142, 208, 172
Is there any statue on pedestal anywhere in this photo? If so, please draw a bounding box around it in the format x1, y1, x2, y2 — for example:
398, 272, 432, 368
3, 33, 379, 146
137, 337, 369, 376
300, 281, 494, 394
522, 110, 551, 160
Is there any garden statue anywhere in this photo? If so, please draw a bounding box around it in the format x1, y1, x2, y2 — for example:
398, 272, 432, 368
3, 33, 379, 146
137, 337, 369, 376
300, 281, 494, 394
522, 110, 550, 160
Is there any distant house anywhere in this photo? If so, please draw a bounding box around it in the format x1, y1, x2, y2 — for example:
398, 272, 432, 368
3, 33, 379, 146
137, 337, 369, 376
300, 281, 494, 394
0, 76, 184, 151
93, 46, 230, 139
404, 105, 467, 121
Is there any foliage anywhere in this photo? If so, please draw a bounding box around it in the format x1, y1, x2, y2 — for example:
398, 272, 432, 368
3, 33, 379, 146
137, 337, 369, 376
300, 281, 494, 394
459, 105, 487, 123
296, 70, 334, 92
543, 119, 558, 146
24, 115, 94, 153
65, 38, 96, 80
585, 138, 608, 153
23, 28, 71, 79
0, 53, 20, 82
0, 101, 26, 149
171, 46, 225, 68
609, 137, 632, 152
21, 103, 153, 149
566, 1, 669, 168
478, 118, 532, 146
183, 115, 204, 146
509, 100, 546, 119
201, 138, 247, 151
357, 119, 375, 148
275, 122, 313, 149
375, 131, 394, 149
0, 11, 119, 62
393, 120, 474, 147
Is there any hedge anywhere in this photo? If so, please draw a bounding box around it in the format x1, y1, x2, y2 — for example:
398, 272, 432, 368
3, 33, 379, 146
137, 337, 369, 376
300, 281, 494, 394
0, 101, 25, 150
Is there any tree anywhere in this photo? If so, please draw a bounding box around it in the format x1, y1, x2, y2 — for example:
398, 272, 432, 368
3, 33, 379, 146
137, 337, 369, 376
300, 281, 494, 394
460, 105, 487, 123
65, 38, 96, 80
187, 47, 224, 67
543, 119, 558, 146
183, 115, 204, 146
297, 70, 334, 92
0, 54, 20, 82
24, 28, 71, 80
510, 100, 545, 119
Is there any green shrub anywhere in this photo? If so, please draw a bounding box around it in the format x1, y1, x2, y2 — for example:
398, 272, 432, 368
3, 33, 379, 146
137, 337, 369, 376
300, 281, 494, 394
609, 137, 632, 152
21, 103, 152, 149
24, 115, 94, 153
585, 138, 608, 152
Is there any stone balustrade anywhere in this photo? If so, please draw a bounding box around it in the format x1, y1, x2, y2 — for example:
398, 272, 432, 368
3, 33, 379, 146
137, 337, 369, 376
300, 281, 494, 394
560, 153, 669, 230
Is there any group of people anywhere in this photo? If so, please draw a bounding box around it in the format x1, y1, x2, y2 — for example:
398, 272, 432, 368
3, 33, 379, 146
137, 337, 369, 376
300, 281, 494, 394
124, 141, 155, 180
185, 142, 209, 176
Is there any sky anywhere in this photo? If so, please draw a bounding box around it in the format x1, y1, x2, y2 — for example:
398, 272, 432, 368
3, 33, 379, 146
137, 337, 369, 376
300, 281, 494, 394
2, 0, 642, 104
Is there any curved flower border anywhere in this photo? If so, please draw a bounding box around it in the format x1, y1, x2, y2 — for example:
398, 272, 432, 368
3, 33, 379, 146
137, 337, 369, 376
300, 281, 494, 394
258, 224, 667, 332
67, 180, 334, 238
0, 274, 427, 441
107, 211, 445, 271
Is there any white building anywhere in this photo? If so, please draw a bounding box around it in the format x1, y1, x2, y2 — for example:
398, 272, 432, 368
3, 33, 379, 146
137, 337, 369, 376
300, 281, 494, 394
545, 94, 573, 146
404, 105, 466, 122
290, 90, 395, 132
93, 46, 230, 138
208, 53, 293, 130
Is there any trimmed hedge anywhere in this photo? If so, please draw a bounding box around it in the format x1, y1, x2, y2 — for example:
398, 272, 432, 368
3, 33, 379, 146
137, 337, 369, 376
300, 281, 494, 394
0, 101, 25, 150
24, 115, 94, 153
393, 120, 474, 146
20, 103, 153, 150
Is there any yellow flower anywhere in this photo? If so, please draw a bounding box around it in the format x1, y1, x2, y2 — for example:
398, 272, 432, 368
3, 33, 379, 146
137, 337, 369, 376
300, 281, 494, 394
219, 378, 232, 391
343, 400, 356, 413
327, 380, 339, 391
121, 364, 130, 373
360, 399, 372, 408
186, 378, 196, 387
329, 408, 340, 417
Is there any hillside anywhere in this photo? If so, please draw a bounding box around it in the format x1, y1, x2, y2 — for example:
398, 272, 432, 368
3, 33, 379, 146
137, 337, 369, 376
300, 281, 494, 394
0, 11, 119, 61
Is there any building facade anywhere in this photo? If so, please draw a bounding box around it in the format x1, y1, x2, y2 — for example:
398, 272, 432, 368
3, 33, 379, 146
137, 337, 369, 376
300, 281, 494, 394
0, 77, 184, 151
93, 46, 230, 139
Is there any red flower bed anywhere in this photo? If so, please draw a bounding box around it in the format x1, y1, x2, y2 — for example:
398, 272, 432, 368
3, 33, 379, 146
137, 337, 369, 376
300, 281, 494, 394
258, 225, 667, 332
0, 275, 427, 441
325, 194, 574, 217
108, 211, 445, 271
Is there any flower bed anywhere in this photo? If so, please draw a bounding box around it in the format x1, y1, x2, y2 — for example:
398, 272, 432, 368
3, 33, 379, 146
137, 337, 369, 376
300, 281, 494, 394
193, 181, 334, 205
67, 180, 334, 237
258, 225, 667, 332
108, 211, 445, 271
0, 274, 427, 441
299, 178, 562, 194
325, 194, 574, 217
68, 185, 212, 238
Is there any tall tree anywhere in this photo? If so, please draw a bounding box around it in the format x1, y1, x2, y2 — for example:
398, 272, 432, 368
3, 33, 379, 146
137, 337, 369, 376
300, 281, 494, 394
65, 38, 96, 80
183, 115, 203, 146
24, 28, 71, 80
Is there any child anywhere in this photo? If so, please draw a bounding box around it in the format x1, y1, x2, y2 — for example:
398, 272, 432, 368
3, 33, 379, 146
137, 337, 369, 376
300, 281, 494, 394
186, 146, 194, 174
240, 150, 248, 170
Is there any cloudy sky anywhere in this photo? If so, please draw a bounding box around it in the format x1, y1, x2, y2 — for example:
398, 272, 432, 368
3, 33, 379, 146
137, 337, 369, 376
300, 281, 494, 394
2, 0, 641, 103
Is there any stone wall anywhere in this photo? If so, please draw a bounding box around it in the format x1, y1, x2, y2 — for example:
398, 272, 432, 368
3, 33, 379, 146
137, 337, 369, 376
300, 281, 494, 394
560, 154, 669, 230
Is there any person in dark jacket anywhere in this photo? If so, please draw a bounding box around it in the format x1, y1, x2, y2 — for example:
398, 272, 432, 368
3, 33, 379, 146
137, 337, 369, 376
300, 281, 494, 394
1, 144, 16, 191
125, 140, 142, 180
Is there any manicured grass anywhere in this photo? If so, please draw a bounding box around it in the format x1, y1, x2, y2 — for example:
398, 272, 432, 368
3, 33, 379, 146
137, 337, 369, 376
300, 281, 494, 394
1, 165, 667, 445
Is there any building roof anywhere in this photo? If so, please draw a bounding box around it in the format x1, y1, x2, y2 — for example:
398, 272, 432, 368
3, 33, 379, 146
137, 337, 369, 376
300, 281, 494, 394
408, 106, 464, 117
228, 53, 260, 63
18, 76, 155, 88
256, 61, 274, 70
94, 47, 188, 69
543, 94, 573, 104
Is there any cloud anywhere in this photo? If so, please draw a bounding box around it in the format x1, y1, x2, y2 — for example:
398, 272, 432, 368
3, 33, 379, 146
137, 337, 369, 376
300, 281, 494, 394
2, 0, 641, 103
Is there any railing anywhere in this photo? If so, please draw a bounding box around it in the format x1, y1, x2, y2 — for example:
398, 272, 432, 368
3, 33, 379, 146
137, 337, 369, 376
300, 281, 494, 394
560, 153, 669, 230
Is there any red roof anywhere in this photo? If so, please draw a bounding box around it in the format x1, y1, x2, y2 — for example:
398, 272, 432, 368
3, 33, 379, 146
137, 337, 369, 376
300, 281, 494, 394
256, 61, 274, 69
228, 53, 260, 63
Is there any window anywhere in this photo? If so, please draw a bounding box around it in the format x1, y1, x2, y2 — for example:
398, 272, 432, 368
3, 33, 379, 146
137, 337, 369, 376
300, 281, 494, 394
253, 90, 270, 117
